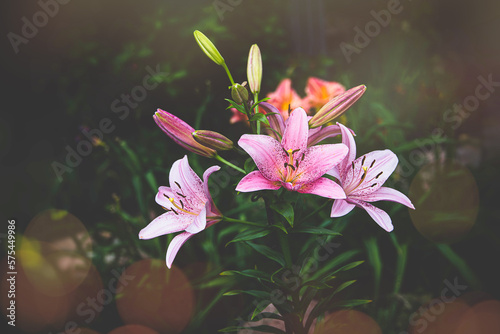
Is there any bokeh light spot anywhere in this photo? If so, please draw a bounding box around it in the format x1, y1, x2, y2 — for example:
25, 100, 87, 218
409, 161, 479, 243
313, 309, 382, 334
115, 259, 194, 334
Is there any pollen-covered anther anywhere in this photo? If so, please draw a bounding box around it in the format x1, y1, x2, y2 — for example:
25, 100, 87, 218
167, 197, 197, 215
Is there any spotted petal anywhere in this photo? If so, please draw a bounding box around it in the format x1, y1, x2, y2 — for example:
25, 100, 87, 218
281, 108, 309, 153
298, 177, 346, 199
355, 186, 415, 209
350, 199, 393, 232
238, 135, 286, 182
236, 171, 282, 192
293, 144, 348, 186
330, 199, 356, 217
139, 211, 193, 240
169, 156, 207, 211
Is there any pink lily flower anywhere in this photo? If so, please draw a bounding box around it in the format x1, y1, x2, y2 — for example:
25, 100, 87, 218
304, 77, 346, 111
259, 102, 354, 146
139, 156, 221, 268
267, 79, 304, 120
154, 109, 216, 158
328, 123, 415, 232
236, 108, 347, 199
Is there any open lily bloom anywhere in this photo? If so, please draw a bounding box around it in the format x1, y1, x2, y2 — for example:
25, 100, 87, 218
236, 108, 347, 199
267, 79, 304, 120
328, 123, 415, 232
259, 102, 354, 146
304, 77, 346, 110
139, 156, 221, 268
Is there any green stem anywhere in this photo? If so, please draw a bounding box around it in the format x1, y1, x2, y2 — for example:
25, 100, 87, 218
214, 154, 246, 174
222, 216, 263, 227
222, 62, 235, 86
255, 92, 260, 135
278, 231, 293, 268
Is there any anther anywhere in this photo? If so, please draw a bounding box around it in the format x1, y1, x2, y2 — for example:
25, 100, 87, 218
180, 200, 185, 209
171, 209, 179, 215
362, 156, 366, 165
370, 160, 376, 168
375, 171, 383, 179
174, 181, 182, 189
177, 192, 186, 198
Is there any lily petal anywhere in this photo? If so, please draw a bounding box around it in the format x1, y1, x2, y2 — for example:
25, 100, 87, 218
185, 206, 207, 234
294, 143, 348, 185
203, 165, 222, 216
166, 232, 194, 268
238, 135, 286, 181
330, 199, 356, 217
260, 102, 285, 139
346, 150, 398, 196
350, 199, 394, 232
155, 186, 176, 209
337, 122, 357, 173
169, 156, 207, 211
356, 186, 415, 209
281, 108, 309, 153
298, 177, 346, 199
236, 171, 282, 192
139, 211, 193, 240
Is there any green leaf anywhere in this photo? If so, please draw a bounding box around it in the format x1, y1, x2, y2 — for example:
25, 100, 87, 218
246, 242, 286, 267
331, 279, 357, 295
244, 158, 256, 173
270, 202, 294, 227
249, 112, 270, 125
332, 299, 372, 308
291, 226, 341, 236
304, 249, 360, 282
219, 325, 285, 333
223, 290, 270, 299
220, 269, 270, 281
226, 229, 270, 247
225, 99, 246, 113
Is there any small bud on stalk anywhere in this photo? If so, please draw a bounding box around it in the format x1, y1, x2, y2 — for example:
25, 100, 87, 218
231, 83, 249, 104
193, 130, 234, 151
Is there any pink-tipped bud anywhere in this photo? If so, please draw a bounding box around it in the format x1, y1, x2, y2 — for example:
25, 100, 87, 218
308, 85, 367, 128
247, 44, 262, 94
193, 130, 233, 151
154, 109, 216, 158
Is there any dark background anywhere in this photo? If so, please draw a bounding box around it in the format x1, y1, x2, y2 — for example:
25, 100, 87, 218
1, 0, 500, 333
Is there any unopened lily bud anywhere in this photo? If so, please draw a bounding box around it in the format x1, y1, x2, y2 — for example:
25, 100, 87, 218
154, 109, 216, 158
231, 83, 249, 104
247, 44, 262, 94
309, 85, 367, 128
193, 30, 225, 66
193, 130, 234, 151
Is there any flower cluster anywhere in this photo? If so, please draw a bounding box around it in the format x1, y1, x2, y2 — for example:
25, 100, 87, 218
138, 31, 414, 269
230, 77, 347, 124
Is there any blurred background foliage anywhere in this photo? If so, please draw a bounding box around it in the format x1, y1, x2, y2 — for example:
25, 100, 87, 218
1, 0, 500, 333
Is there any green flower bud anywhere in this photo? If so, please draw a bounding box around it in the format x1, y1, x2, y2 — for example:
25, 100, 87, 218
247, 44, 262, 94
193, 30, 225, 66
231, 83, 249, 104
193, 130, 234, 151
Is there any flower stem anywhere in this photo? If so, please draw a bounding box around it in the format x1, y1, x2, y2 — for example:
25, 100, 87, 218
255, 92, 261, 135
222, 62, 235, 86
215, 154, 246, 174
222, 216, 263, 227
